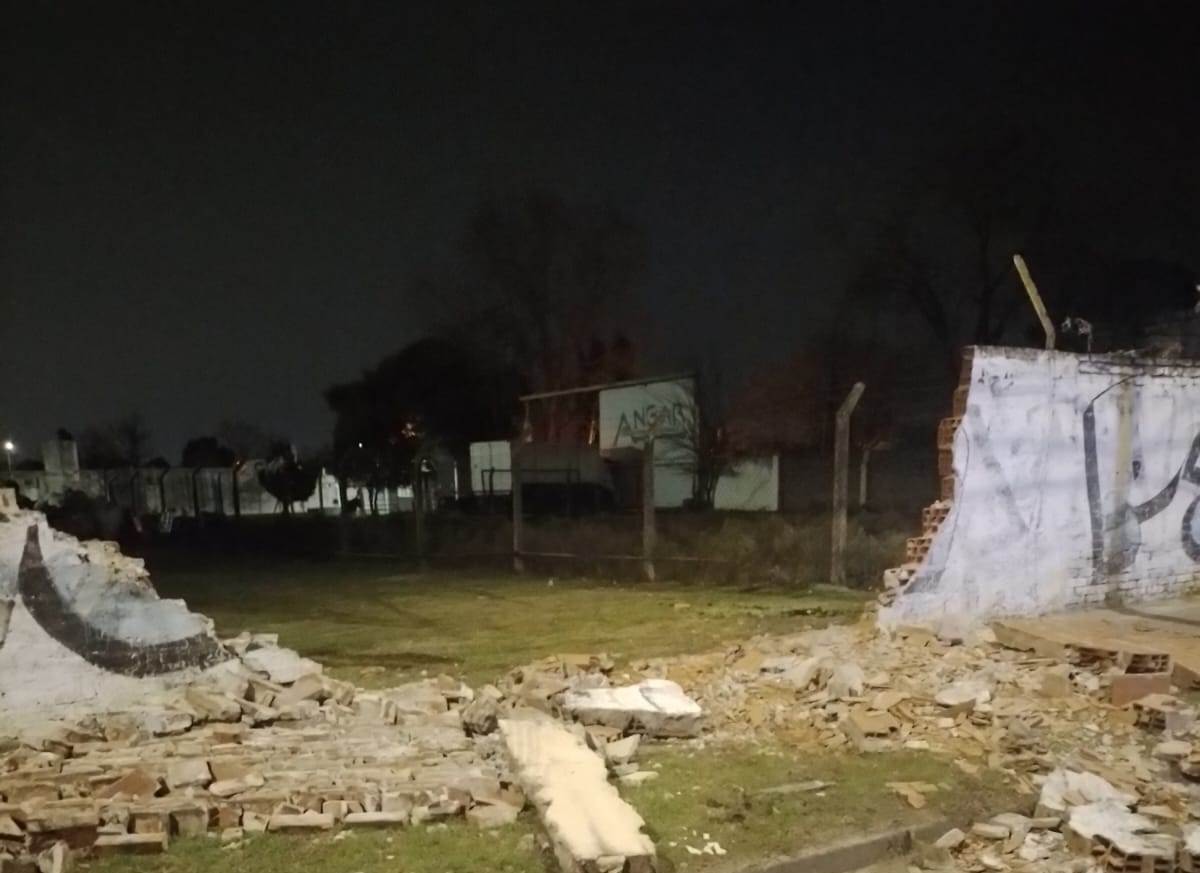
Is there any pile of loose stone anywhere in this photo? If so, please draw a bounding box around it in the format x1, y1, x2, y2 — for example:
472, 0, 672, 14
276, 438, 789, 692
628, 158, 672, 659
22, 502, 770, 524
0, 638, 691, 873
17, 548, 1200, 873
629, 617, 1200, 872
0, 636, 515, 870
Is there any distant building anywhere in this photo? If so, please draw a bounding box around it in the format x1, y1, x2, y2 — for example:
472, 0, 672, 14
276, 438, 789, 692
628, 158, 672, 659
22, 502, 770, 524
472, 374, 780, 511
0, 438, 412, 517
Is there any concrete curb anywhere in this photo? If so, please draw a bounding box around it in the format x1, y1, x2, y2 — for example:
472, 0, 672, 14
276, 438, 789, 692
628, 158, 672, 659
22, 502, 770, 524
739, 815, 952, 873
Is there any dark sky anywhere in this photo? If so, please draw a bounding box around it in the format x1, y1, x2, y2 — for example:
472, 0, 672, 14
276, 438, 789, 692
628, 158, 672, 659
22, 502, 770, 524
2, 2, 1197, 459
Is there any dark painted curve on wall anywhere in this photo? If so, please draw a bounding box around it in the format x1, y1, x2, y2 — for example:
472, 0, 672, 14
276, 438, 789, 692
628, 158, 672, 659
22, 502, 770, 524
17, 525, 231, 677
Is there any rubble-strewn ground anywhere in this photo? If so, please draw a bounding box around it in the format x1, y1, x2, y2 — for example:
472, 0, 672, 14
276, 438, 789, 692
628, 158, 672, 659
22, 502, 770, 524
149, 555, 867, 687
58, 558, 876, 872
38, 555, 1200, 873
625, 745, 1017, 871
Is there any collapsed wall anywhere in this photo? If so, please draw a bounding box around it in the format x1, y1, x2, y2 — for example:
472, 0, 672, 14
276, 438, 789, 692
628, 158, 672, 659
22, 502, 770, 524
0, 498, 231, 717
0, 494, 690, 871
880, 346, 1200, 627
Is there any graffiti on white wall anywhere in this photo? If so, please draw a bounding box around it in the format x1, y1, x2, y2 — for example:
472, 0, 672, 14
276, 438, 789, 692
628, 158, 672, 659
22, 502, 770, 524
881, 348, 1200, 626
599, 377, 697, 507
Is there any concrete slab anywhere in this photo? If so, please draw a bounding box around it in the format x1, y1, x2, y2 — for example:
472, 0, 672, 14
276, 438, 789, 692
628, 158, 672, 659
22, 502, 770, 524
561, 679, 702, 737
499, 718, 655, 872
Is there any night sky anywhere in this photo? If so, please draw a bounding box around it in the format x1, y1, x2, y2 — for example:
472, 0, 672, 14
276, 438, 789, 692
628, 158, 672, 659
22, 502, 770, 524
2, 2, 1197, 459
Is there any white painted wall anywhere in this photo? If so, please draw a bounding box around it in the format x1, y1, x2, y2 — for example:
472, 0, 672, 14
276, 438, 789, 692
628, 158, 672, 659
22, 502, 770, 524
469, 441, 614, 496
598, 378, 697, 507
0, 510, 229, 716
881, 347, 1200, 627
714, 456, 779, 511
470, 441, 512, 495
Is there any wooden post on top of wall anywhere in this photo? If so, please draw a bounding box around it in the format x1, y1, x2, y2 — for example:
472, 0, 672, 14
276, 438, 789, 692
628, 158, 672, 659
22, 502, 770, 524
511, 442, 525, 573
831, 382, 866, 587
642, 437, 657, 582
1013, 253, 1056, 350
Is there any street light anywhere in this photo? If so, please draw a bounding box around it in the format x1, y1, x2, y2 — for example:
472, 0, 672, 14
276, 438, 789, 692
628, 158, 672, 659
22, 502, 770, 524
2, 441, 13, 474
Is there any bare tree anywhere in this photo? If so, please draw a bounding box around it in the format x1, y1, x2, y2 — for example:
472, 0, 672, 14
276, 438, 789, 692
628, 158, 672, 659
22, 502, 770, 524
658, 367, 739, 509
850, 124, 1058, 374
427, 187, 647, 441
216, 419, 274, 462
78, 413, 151, 468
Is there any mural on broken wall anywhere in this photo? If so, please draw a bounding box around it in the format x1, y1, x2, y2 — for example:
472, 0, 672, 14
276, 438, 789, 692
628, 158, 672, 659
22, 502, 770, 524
0, 517, 229, 680
881, 348, 1200, 626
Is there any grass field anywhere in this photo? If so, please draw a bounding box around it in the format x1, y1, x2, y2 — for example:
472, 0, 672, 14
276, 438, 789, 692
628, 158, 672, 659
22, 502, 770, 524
83, 555, 1010, 873
148, 553, 868, 688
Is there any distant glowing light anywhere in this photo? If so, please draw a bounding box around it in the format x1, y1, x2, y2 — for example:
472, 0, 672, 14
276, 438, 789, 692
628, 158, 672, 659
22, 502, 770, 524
2, 441, 13, 453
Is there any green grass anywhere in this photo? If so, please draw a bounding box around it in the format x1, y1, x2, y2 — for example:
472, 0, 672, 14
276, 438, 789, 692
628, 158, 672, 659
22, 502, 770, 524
627, 744, 1020, 872
148, 555, 867, 688
82, 820, 548, 873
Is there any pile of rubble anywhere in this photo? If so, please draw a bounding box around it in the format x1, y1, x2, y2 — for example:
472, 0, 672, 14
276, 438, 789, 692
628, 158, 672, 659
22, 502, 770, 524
0, 639, 520, 866
623, 614, 1200, 872
922, 757, 1200, 873
0, 503, 703, 873
0, 632, 698, 871
16, 487, 1200, 873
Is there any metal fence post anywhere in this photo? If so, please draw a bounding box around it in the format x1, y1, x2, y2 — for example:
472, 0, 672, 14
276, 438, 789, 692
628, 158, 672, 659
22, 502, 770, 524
831, 382, 865, 586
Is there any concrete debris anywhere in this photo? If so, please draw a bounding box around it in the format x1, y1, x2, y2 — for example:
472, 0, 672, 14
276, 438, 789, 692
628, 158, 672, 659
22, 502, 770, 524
241, 646, 323, 686
934, 827, 967, 850
617, 771, 658, 787
561, 679, 702, 737
0, 508, 546, 871
615, 612, 1200, 873
605, 734, 641, 766
467, 803, 520, 829
461, 695, 500, 736
971, 821, 1010, 840
1154, 739, 1192, 760
934, 678, 992, 708
267, 811, 336, 832
772, 656, 824, 689
824, 662, 865, 700
165, 758, 212, 789
499, 718, 654, 872
1037, 768, 1137, 817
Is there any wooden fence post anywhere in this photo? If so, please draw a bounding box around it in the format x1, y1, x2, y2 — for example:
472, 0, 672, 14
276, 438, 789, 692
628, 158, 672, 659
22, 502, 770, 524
642, 438, 656, 582
831, 382, 865, 586
412, 456, 426, 564
512, 442, 525, 573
